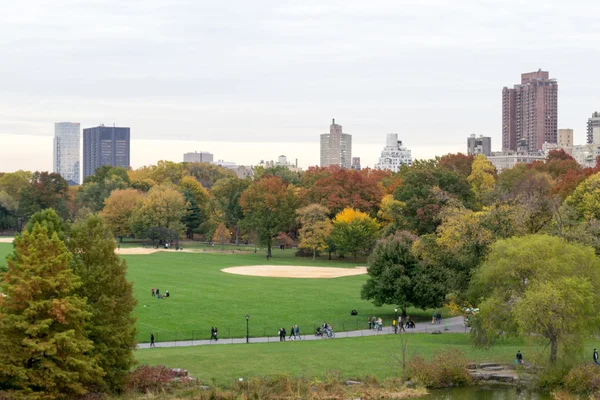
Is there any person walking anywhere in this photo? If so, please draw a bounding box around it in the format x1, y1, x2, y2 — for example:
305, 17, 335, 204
151, 287, 155, 297
594, 349, 600, 366
156, 288, 160, 297
368, 316, 372, 330
289, 326, 295, 340
432, 311, 436, 325
516, 350, 524, 365
437, 312, 442, 325
150, 332, 155, 347
295, 325, 301, 340
398, 316, 406, 332
377, 317, 383, 331
392, 318, 397, 334
278, 328, 284, 342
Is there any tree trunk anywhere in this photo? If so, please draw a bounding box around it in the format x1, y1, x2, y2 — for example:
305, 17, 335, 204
550, 338, 558, 364
119, 236, 123, 243
313, 248, 316, 260
401, 307, 407, 320
235, 227, 240, 246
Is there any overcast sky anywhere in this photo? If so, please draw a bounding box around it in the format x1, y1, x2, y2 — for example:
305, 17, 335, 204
1, 0, 599, 171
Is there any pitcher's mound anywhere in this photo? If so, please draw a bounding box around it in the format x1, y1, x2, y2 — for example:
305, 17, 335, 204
221, 265, 367, 279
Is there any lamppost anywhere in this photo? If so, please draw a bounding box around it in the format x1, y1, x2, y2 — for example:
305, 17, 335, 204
394, 308, 398, 320
245, 314, 250, 343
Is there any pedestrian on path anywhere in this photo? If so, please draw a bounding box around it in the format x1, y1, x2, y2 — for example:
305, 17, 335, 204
437, 312, 442, 325
392, 318, 397, 334
594, 349, 600, 366
516, 350, 524, 365
432, 311, 436, 325
398, 316, 406, 332
368, 316, 372, 330
295, 325, 301, 340
289, 326, 295, 340
150, 332, 155, 347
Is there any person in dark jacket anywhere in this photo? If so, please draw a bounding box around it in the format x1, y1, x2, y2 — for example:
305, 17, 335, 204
594, 349, 599, 365
150, 332, 155, 347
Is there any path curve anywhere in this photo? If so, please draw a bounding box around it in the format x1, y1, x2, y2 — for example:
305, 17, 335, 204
138, 316, 467, 349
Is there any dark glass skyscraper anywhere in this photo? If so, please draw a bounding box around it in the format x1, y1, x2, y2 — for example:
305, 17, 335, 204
83, 125, 130, 179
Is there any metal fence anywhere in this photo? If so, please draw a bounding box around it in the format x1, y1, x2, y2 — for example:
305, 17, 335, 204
140, 320, 430, 344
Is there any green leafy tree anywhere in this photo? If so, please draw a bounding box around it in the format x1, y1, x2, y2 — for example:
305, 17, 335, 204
130, 184, 186, 243
240, 176, 299, 257
469, 235, 600, 364
25, 208, 67, 241
67, 215, 137, 392
394, 160, 474, 235
0, 224, 102, 399
362, 231, 447, 318
297, 204, 333, 259
254, 165, 301, 185
331, 208, 380, 260
76, 166, 130, 212
211, 178, 250, 244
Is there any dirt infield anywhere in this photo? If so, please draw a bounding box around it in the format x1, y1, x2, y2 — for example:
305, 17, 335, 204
0, 238, 13, 243
221, 265, 368, 279
117, 248, 162, 255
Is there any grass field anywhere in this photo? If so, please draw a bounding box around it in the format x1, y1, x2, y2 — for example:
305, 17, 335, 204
125, 249, 434, 343
0, 241, 438, 343
135, 333, 595, 386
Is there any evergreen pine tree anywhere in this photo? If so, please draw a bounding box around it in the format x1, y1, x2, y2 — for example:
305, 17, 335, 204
0, 224, 102, 400
67, 215, 137, 392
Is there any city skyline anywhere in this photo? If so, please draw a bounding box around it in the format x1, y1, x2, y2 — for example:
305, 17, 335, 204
1, 0, 599, 172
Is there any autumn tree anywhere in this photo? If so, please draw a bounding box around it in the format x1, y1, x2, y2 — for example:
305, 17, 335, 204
361, 231, 447, 318
184, 162, 237, 188
565, 172, 600, 221
254, 165, 301, 185
439, 153, 474, 178
297, 204, 333, 259
211, 178, 250, 245
67, 215, 137, 392
300, 166, 388, 216
394, 160, 474, 235
468, 154, 496, 207
240, 176, 299, 257
0, 224, 102, 399
212, 222, 230, 250
331, 208, 380, 260
100, 188, 143, 242
18, 171, 70, 220
377, 194, 407, 236
130, 184, 187, 243
469, 235, 600, 364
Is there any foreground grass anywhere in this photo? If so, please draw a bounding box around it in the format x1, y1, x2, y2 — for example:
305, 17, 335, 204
126, 250, 436, 343
136, 333, 593, 386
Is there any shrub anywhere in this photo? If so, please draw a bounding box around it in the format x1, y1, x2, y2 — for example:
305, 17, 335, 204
127, 365, 175, 393
406, 348, 472, 388
563, 363, 600, 394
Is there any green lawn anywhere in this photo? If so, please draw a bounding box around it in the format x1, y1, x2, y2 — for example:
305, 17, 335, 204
0, 243, 11, 269
135, 333, 594, 386
125, 250, 434, 343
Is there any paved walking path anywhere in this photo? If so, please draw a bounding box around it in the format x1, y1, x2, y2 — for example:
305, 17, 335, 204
138, 316, 468, 349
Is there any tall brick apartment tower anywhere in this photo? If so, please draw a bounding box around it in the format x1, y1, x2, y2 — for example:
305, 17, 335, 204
502, 70, 558, 151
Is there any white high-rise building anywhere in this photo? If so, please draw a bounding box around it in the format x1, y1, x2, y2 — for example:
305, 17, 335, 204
320, 119, 352, 169
53, 122, 81, 184
374, 134, 412, 172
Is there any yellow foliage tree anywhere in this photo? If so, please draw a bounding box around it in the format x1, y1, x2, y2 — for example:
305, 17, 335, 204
467, 154, 496, 206
331, 207, 380, 260
212, 222, 230, 250
297, 204, 333, 259
100, 188, 143, 242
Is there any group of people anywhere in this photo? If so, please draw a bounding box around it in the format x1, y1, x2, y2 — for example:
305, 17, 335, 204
431, 311, 442, 325
316, 322, 334, 338
151, 287, 170, 299
368, 316, 383, 331
279, 325, 301, 341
